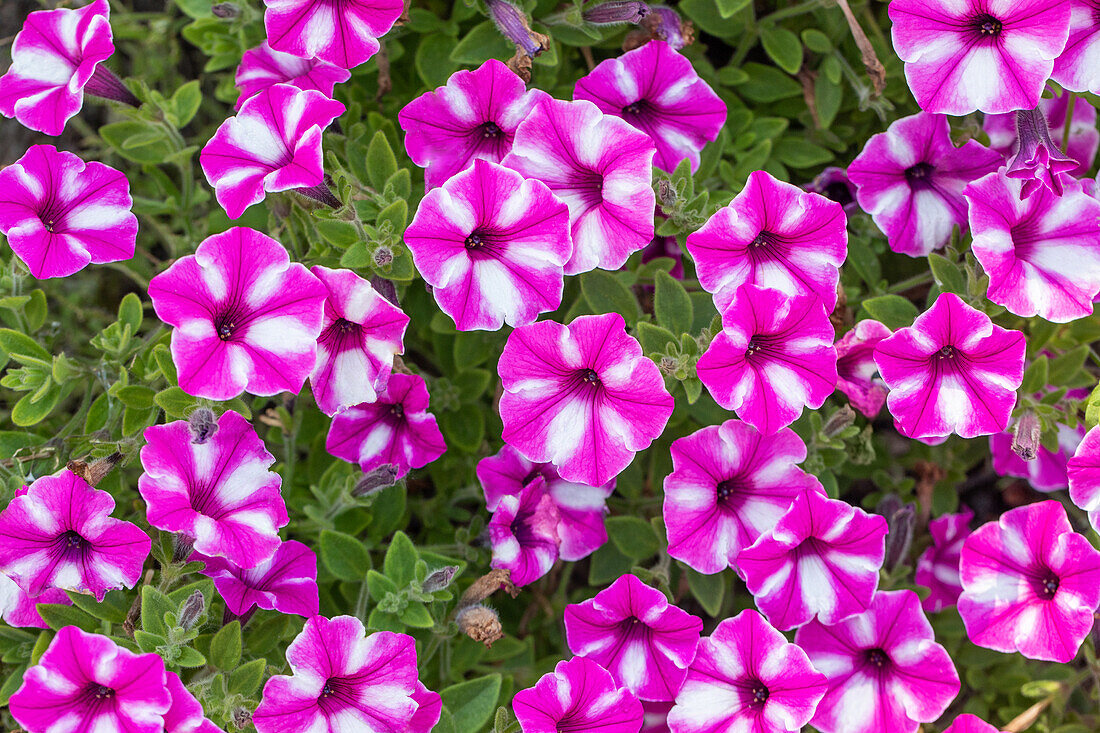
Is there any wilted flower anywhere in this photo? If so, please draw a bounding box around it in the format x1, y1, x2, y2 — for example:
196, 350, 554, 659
583, 1, 649, 25
262, 0, 403, 68
984, 91, 1099, 177
513, 656, 644, 732
194, 539, 319, 618
1005, 107, 1079, 198
915, 509, 973, 613
234, 41, 349, 110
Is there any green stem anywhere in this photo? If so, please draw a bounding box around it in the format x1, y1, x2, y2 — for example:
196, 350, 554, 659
886, 271, 934, 294
760, 0, 823, 24
1062, 92, 1077, 155
729, 4, 757, 67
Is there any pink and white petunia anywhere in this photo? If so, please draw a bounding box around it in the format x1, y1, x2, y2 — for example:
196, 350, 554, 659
262, 0, 403, 69
503, 98, 656, 274
0, 573, 70, 629
796, 590, 960, 733
200, 83, 345, 220
9, 626, 171, 733
403, 159, 572, 331
234, 41, 350, 110
139, 410, 288, 570
888, 0, 1071, 115
696, 285, 837, 435
966, 171, 1100, 322
565, 574, 703, 702
252, 616, 420, 732
309, 266, 409, 415
847, 112, 1002, 258
0, 144, 137, 279
148, 227, 327, 401
498, 313, 674, 487
873, 293, 1026, 441
513, 655, 644, 732
325, 372, 447, 479
834, 320, 892, 418
487, 482, 561, 587
738, 489, 888, 630
958, 500, 1100, 663
991, 422, 1083, 492
668, 610, 828, 733
573, 40, 726, 173
1068, 425, 1100, 531
409, 683, 443, 733
194, 539, 319, 618
686, 170, 847, 312
0, 470, 149, 601
399, 59, 548, 189
1052, 0, 1100, 94
663, 419, 824, 575
985, 91, 1100, 177
915, 509, 974, 613
944, 715, 1003, 733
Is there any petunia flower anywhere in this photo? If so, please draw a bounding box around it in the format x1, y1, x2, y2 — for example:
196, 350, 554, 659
663, 419, 824, 575
503, 98, 656, 274
0, 572, 71, 629
888, 0, 1071, 115
0, 144, 137, 279
834, 319, 892, 418
252, 615, 421, 732
958, 500, 1100, 663
796, 590, 960, 733
966, 171, 1100, 322
234, 41, 350, 110
309, 266, 409, 415
1068, 425, 1100, 531
398, 59, 548, 189
915, 509, 973, 613
873, 292, 1026, 441
944, 715, 1003, 733
487, 481, 561, 587
478, 444, 613, 562
573, 40, 726, 173
9, 626, 171, 733
194, 539, 319, 618
687, 170, 846, 312
409, 683, 443, 733
668, 610, 828, 733
991, 423, 1083, 492
262, 0, 403, 69
738, 489, 888, 630
326, 372, 447, 479
0, 470, 149, 601
847, 112, 1002, 258
139, 410, 289, 570
984, 91, 1099, 178
200, 83, 345, 220
696, 285, 837, 436
148, 226, 327, 401
0, 0, 138, 136
498, 313, 674, 486
1052, 0, 1100, 94
643, 702, 674, 733
565, 574, 702, 702
513, 655, 644, 732
403, 159, 572, 331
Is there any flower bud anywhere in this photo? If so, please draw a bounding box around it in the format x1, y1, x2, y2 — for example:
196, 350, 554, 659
373, 246, 394, 267
583, 1, 649, 25
232, 706, 252, 730
456, 603, 504, 647
211, 2, 240, 18
188, 407, 218, 445
370, 276, 400, 307
876, 495, 916, 572
422, 565, 460, 593
486, 0, 545, 58
1011, 412, 1041, 461
822, 405, 857, 438
353, 464, 399, 496
178, 590, 205, 629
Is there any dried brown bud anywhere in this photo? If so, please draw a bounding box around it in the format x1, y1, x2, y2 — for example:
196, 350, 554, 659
456, 604, 503, 647
67, 451, 122, 487
459, 568, 519, 608
1011, 412, 1041, 461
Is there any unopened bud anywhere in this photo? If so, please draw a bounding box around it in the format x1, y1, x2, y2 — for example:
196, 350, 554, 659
373, 246, 393, 267
232, 706, 252, 730
658, 355, 677, 375
422, 565, 460, 593
353, 464, 399, 496
1012, 412, 1041, 461
657, 178, 676, 209
486, 0, 545, 58
822, 405, 856, 438
456, 604, 503, 647
178, 590, 205, 629
876, 495, 915, 572
583, 0, 649, 25
211, 2, 239, 18
188, 407, 218, 445
370, 276, 400, 307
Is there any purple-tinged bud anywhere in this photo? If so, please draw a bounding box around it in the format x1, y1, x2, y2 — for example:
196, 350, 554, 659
211, 2, 239, 18
178, 590, 205, 629
876, 495, 915, 571
422, 565, 460, 593
486, 0, 545, 58
296, 183, 342, 208
1008, 106, 1078, 200
1011, 412, 1041, 461
232, 707, 252, 730
84, 66, 141, 108
353, 464, 399, 496
188, 407, 218, 445
374, 246, 394, 267
456, 604, 503, 647
173, 533, 196, 564
370, 276, 400, 306
583, 1, 649, 25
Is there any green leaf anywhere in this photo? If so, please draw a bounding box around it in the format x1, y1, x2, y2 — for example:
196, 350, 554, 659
376, 199, 408, 233
605, 516, 659, 560
416, 33, 461, 88
440, 674, 502, 733
383, 531, 419, 586
654, 270, 693, 336
319, 529, 372, 581
228, 658, 267, 696
1048, 345, 1089, 387
365, 131, 398, 191
116, 385, 156, 410
686, 567, 725, 617
170, 80, 202, 127
736, 63, 801, 103
400, 602, 435, 628
928, 254, 967, 295
580, 271, 640, 325
366, 569, 399, 599
25, 290, 47, 332
100, 121, 174, 164
450, 21, 514, 66
154, 387, 197, 419
760, 25, 802, 74
714, 0, 751, 18
153, 344, 178, 384
0, 665, 26, 706
0, 328, 50, 362
174, 646, 207, 668
1019, 355, 1049, 395
635, 321, 677, 355
860, 295, 920, 330
141, 586, 175, 637
36, 603, 100, 633
440, 409, 485, 453
68, 590, 130, 624
174, 0, 214, 18
774, 138, 834, 169
209, 620, 242, 671
801, 28, 832, 53
313, 218, 360, 247
12, 384, 62, 427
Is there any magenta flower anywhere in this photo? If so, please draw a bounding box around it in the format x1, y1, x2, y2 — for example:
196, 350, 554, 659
503, 98, 656, 274
985, 91, 1099, 177
478, 444, 613, 562
944, 715, 1002, 733
0, 144, 137, 280
958, 500, 1100, 663
326, 372, 447, 479
668, 610, 827, 733
565, 574, 702, 702
194, 539, 319, 618
888, 0, 1071, 115
165, 671, 221, 733
643, 702, 673, 733
0, 470, 149, 601
738, 489, 888, 630
847, 112, 1001, 258
0, 0, 137, 136
915, 509, 973, 613
0, 572, 71, 629
139, 410, 288, 569
663, 419, 824, 575
513, 655, 644, 732
696, 285, 837, 435
309, 266, 409, 415
234, 41, 350, 110
10, 626, 170, 733
1052, 1, 1100, 93
410, 683, 443, 733
262, 0, 403, 69
687, 170, 846, 313
404, 159, 572, 331
148, 227, 327, 401
873, 293, 1026, 441
573, 40, 726, 173
991, 423, 1082, 492
487, 482, 561, 587
498, 313, 674, 486
835, 319, 892, 418
1069, 425, 1100, 530
399, 59, 547, 189
253, 616, 420, 732
200, 84, 344, 220
796, 590, 959, 733
966, 172, 1100, 322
